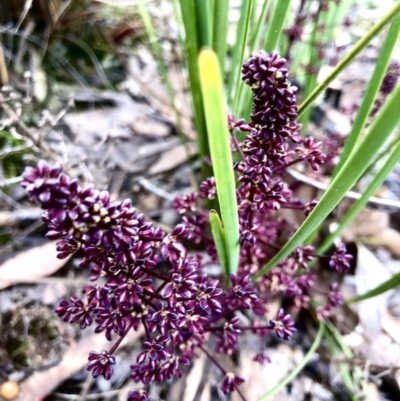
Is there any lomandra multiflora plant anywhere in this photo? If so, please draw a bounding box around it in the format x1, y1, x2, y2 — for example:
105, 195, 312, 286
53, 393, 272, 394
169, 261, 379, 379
22, 51, 352, 401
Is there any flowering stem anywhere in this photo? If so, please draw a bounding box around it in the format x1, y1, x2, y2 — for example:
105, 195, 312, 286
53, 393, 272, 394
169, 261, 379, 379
141, 267, 171, 282
231, 134, 245, 160
142, 288, 165, 301
109, 319, 135, 355
272, 158, 302, 174
238, 325, 273, 331
198, 343, 247, 401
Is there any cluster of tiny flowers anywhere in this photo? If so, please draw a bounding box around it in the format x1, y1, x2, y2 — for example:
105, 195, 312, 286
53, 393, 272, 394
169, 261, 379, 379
22, 51, 353, 401
22, 162, 297, 400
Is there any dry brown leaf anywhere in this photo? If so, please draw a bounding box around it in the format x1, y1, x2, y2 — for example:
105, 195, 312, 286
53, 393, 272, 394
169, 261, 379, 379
64, 102, 162, 146
182, 352, 208, 401
355, 245, 391, 338
16, 329, 142, 401
364, 228, 400, 258
381, 310, 400, 344
0, 242, 69, 290
149, 142, 198, 175
362, 333, 400, 389
233, 343, 301, 401
342, 209, 389, 242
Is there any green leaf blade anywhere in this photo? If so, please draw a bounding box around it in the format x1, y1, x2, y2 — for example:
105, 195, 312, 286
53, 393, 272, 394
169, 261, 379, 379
333, 14, 400, 178
254, 83, 400, 280
263, 0, 291, 52
209, 210, 229, 279
298, 2, 400, 118
199, 49, 240, 275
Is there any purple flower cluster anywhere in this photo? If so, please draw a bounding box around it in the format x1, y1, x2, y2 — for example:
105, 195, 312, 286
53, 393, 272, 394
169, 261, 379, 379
22, 161, 295, 400
21, 51, 353, 401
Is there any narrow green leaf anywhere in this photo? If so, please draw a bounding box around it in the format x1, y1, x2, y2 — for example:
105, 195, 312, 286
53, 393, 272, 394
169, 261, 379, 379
179, 0, 210, 178
257, 323, 325, 401
194, 0, 213, 48
333, 15, 400, 178
209, 210, 229, 279
213, 0, 230, 72
299, 3, 331, 131
137, 0, 173, 100
254, 84, 400, 280
325, 322, 359, 401
199, 49, 240, 274
228, 0, 253, 109
347, 272, 400, 304
318, 138, 400, 255
237, 0, 270, 118
263, 0, 291, 52
305, 14, 400, 245
298, 2, 400, 118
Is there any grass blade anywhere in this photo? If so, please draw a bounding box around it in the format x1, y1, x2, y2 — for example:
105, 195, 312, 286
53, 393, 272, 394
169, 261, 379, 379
209, 210, 229, 280
228, 0, 253, 109
253, 83, 400, 280
213, 0, 230, 72
179, 0, 210, 178
194, 0, 213, 48
298, 2, 400, 118
347, 272, 400, 303
263, 0, 291, 52
199, 49, 240, 274
257, 322, 325, 401
318, 137, 400, 255
333, 14, 400, 178
237, 0, 270, 119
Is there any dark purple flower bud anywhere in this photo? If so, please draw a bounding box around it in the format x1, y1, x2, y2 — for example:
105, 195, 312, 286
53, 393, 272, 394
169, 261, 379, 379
87, 350, 116, 380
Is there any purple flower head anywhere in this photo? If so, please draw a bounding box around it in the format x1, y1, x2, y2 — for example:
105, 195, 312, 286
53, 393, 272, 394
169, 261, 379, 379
87, 350, 116, 380
292, 245, 315, 269
220, 372, 245, 394
327, 283, 343, 308
128, 390, 150, 401
216, 317, 241, 355
137, 335, 171, 364
199, 177, 216, 200
296, 137, 326, 171
226, 274, 258, 310
329, 243, 353, 273
253, 352, 271, 365
269, 309, 296, 340
55, 296, 94, 329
